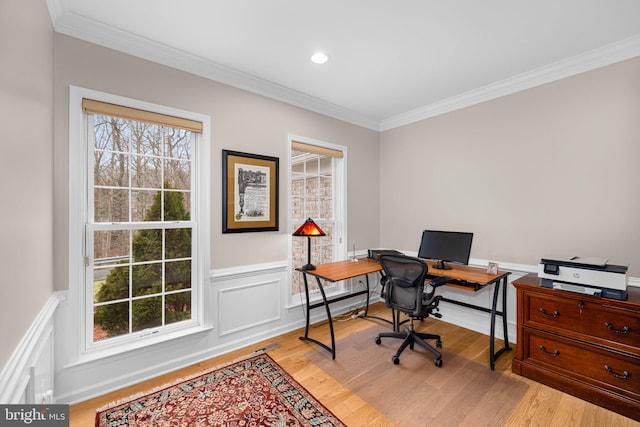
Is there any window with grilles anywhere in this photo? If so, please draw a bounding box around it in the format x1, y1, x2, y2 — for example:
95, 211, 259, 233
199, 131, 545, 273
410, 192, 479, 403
70, 90, 209, 356
290, 139, 345, 297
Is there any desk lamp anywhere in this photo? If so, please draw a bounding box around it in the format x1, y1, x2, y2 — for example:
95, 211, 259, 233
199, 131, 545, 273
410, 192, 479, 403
292, 218, 326, 270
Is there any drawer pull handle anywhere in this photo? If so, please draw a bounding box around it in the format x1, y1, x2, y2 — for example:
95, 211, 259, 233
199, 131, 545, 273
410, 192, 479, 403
604, 365, 630, 380
539, 345, 560, 357
539, 308, 560, 319
604, 322, 631, 335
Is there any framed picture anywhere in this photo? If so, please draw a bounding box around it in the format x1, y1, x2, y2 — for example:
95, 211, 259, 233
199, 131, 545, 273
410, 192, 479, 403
487, 262, 499, 275
222, 150, 279, 233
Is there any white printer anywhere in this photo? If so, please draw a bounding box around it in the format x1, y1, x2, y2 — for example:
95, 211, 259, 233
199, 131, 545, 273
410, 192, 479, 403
538, 256, 628, 300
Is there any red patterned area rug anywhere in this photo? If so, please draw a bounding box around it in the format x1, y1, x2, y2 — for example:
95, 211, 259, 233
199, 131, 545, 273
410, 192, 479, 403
95, 352, 345, 427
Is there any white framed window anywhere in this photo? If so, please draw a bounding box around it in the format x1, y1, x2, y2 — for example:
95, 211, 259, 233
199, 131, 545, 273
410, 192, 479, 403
288, 135, 347, 303
69, 87, 210, 360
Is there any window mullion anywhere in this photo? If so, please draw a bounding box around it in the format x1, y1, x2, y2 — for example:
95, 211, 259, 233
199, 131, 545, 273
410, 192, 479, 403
128, 228, 133, 336
161, 127, 166, 328
128, 120, 133, 224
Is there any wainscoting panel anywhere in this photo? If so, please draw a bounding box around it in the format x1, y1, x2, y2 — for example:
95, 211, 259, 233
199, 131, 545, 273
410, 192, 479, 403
218, 279, 281, 336
0, 292, 63, 404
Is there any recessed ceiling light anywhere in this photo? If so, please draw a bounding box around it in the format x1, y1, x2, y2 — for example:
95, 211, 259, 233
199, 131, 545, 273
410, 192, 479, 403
310, 51, 329, 64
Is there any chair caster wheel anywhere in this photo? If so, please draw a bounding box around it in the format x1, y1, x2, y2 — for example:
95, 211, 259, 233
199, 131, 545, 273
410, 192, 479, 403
434, 358, 443, 367
392, 356, 400, 365
375, 337, 382, 345
436, 340, 442, 348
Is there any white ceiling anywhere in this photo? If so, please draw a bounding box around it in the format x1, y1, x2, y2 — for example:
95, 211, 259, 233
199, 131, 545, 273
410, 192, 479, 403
48, 0, 640, 130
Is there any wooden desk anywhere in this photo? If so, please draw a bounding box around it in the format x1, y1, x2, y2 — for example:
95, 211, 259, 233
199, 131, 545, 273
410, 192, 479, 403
297, 258, 512, 369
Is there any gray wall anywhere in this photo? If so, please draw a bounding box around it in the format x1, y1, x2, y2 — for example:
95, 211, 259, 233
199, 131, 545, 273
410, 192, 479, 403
0, 0, 55, 370
52, 34, 381, 289
380, 57, 640, 276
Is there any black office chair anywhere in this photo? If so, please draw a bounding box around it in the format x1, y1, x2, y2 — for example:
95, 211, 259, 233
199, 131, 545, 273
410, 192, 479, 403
374, 254, 450, 366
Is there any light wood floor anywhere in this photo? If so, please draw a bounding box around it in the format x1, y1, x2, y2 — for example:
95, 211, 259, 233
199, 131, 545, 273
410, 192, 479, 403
71, 303, 639, 426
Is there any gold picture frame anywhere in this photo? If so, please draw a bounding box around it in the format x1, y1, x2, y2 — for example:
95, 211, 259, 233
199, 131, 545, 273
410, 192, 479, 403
222, 150, 279, 233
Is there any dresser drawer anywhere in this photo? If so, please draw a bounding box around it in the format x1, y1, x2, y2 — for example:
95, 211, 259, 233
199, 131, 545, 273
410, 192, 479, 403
523, 329, 640, 399
525, 293, 640, 351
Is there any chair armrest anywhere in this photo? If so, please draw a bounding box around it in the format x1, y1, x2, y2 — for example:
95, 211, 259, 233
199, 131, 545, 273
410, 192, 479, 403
379, 275, 388, 298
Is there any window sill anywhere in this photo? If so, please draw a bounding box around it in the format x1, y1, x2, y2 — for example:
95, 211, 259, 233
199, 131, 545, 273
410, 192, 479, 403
64, 323, 213, 369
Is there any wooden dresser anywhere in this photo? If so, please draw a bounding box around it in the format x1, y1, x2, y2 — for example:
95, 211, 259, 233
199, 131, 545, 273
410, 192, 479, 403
512, 273, 640, 421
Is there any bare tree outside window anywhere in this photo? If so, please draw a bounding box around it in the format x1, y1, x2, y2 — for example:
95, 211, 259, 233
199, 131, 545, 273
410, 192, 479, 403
90, 114, 193, 342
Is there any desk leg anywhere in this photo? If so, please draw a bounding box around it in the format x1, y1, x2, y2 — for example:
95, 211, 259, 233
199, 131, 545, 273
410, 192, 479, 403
501, 276, 511, 351
489, 276, 512, 370
317, 276, 336, 359
300, 272, 312, 340
298, 275, 337, 359
364, 273, 371, 315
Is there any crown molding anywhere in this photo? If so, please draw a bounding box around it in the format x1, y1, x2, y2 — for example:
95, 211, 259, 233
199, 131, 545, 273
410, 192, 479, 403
380, 35, 640, 131
48, 1, 639, 133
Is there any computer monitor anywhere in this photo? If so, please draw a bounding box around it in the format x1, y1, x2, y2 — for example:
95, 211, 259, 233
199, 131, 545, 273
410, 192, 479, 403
417, 230, 474, 270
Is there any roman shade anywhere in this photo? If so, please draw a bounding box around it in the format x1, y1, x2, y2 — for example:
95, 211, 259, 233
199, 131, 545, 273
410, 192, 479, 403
82, 99, 203, 133
291, 140, 343, 158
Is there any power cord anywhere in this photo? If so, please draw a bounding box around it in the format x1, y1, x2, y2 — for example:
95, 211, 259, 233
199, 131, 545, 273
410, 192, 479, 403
333, 307, 364, 322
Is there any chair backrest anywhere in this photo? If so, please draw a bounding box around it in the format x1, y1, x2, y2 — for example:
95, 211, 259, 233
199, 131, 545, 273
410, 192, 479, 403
379, 254, 429, 317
